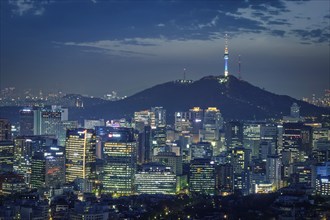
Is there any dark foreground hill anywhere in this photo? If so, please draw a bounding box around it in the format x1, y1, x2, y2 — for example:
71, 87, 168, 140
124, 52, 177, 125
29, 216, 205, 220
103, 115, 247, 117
69, 75, 328, 123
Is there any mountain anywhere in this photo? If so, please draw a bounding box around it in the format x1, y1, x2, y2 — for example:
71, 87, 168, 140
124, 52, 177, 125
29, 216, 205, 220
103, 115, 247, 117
70, 75, 328, 122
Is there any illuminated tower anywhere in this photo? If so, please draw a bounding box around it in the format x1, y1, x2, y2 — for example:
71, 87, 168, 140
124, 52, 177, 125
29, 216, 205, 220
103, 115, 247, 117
65, 129, 96, 191
224, 34, 229, 77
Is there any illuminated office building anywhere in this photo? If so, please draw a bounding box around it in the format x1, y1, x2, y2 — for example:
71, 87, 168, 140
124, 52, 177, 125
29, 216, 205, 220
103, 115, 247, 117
14, 136, 57, 184
153, 152, 182, 175
315, 162, 330, 196
134, 110, 155, 128
84, 119, 105, 129
134, 163, 176, 195
243, 123, 261, 159
0, 141, 14, 171
190, 142, 213, 160
102, 127, 136, 196
266, 155, 281, 190
200, 107, 222, 141
31, 146, 65, 189
0, 118, 11, 141
174, 112, 192, 132
230, 147, 250, 195
19, 107, 34, 135
189, 159, 215, 195
225, 121, 243, 150
34, 105, 68, 139
150, 125, 167, 155
151, 107, 166, 128
189, 107, 204, 134
65, 129, 96, 190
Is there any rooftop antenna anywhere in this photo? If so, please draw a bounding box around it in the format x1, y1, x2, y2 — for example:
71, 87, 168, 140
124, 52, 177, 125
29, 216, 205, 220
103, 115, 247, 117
238, 55, 241, 80
183, 68, 186, 81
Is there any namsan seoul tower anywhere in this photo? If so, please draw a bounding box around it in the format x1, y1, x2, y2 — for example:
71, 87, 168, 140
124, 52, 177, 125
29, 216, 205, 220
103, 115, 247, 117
224, 34, 229, 77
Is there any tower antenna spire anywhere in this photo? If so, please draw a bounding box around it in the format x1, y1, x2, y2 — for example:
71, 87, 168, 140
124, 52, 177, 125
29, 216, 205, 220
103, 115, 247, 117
183, 68, 186, 81
238, 54, 241, 80
224, 34, 229, 77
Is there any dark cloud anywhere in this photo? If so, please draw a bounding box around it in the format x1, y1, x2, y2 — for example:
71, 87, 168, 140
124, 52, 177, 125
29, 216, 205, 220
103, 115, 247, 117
271, 30, 285, 37
267, 20, 290, 26
292, 28, 329, 43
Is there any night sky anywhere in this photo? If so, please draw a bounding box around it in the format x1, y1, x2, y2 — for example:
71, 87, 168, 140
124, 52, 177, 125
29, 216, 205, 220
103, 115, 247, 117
1, 0, 329, 99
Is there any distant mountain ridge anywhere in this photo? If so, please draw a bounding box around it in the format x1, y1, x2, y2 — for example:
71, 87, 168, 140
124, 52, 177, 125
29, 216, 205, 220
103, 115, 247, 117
69, 75, 328, 122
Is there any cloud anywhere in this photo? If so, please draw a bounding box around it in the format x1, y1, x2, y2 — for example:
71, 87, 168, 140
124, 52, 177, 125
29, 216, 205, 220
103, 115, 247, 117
8, 0, 51, 16
156, 23, 165, 27
292, 28, 330, 43
54, 37, 227, 59
196, 15, 219, 29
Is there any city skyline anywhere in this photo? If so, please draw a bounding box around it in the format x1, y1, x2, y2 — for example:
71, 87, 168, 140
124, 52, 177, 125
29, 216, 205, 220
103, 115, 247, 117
1, 0, 329, 99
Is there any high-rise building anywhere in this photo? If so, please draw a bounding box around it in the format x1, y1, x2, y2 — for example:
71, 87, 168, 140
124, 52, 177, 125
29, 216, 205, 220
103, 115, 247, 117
230, 147, 250, 195
102, 127, 136, 196
34, 105, 68, 139
134, 163, 176, 195
243, 122, 261, 159
150, 125, 167, 156
201, 107, 222, 139
153, 152, 183, 175
290, 103, 300, 118
282, 123, 309, 165
190, 142, 213, 160
189, 107, 204, 134
260, 124, 277, 156
58, 120, 79, 146
84, 119, 105, 129
151, 107, 166, 128
134, 110, 155, 128
189, 158, 215, 195
174, 112, 191, 132
65, 129, 96, 192
0, 118, 11, 141
0, 141, 14, 171
292, 163, 312, 186
266, 155, 281, 190
19, 107, 34, 135
315, 162, 330, 196
31, 146, 65, 189
225, 121, 243, 150
137, 126, 151, 164
216, 163, 233, 195
14, 136, 57, 184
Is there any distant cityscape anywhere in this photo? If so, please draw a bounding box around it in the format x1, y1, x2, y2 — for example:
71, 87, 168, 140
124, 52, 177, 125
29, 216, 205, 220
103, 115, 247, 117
0, 87, 127, 107
0, 37, 329, 220
1, 86, 329, 108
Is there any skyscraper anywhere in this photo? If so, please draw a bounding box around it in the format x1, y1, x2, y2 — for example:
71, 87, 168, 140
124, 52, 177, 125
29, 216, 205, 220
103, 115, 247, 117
134, 163, 176, 195
34, 105, 68, 139
102, 127, 136, 196
31, 146, 65, 189
151, 107, 166, 128
189, 158, 215, 195
19, 108, 34, 136
225, 121, 243, 150
0, 118, 11, 141
65, 129, 96, 192
14, 135, 58, 184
